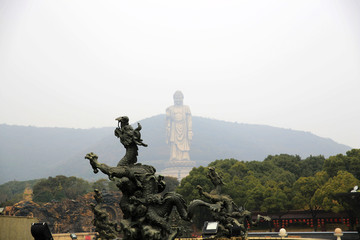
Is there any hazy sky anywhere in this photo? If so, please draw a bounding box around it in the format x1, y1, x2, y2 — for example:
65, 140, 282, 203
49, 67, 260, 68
0, 0, 359, 148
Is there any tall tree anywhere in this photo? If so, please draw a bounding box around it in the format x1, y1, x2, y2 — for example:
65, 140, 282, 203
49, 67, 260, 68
312, 171, 360, 213
292, 171, 329, 231
260, 180, 292, 218
323, 149, 360, 178
0, 179, 41, 206
299, 155, 325, 177
33, 175, 91, 202
264, 154, 302, 178
346, 149, 360, 179
163, 176, 180, 194
176, 166, 212, 203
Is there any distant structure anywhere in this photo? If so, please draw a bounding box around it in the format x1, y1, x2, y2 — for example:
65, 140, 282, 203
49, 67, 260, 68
162, 91, 195, 180
23, 187, 33, 202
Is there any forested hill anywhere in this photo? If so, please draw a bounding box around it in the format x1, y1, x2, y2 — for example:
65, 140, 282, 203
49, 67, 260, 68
0, 115, 350, 184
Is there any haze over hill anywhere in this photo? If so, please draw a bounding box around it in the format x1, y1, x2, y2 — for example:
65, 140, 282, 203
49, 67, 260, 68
0, 114, 351, 184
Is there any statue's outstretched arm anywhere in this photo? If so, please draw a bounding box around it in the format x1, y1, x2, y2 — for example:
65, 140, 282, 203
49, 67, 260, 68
85, 152, 126, 180
196, 185, 219, 202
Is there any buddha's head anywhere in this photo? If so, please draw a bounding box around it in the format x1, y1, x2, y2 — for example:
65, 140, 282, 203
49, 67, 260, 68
173, 90, 184, 106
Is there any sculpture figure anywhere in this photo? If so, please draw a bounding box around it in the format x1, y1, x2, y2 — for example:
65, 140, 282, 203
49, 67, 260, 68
207, 166, 224, 194
166, 91, 193, 163
86, 116, 188, 240
90, 189, 120, 240
85, 115, 269, 239
188, 167, 271, 238
114, 116, 147, 165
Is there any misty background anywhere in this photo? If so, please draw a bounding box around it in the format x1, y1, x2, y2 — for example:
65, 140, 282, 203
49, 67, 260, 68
0, 0, 359, 149
0, 115, 351, 184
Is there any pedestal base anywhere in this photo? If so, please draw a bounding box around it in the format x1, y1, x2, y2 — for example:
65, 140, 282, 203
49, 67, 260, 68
161, 165, 194, 180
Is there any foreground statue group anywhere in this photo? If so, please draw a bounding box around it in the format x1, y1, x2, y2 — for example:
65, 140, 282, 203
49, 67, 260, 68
85, 116, 270, 240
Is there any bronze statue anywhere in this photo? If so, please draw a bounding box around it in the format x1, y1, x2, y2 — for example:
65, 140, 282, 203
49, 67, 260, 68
90, 189, 120, 240
86, 116, 188, 240
114, 116, 147, 165
188, 167, 271, 238
85, 115, 269, 239
207, 166, 224, 194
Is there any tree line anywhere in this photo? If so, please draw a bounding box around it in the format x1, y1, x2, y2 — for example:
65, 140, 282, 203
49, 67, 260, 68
176, 149, 360, 229
0, 175, 179, 206
1, 149, 359, 219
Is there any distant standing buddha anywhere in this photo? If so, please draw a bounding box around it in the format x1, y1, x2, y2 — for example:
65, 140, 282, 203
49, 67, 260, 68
163, 91, 195, 180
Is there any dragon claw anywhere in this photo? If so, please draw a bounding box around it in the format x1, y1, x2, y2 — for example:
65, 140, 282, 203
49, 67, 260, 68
85, 152, 99, 174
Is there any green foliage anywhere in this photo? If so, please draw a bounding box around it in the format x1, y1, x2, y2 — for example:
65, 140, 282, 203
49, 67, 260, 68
0, 179, 42, 206
345, 149, 360, 179
33, 175, 92, 203
163, 176, 180, 194
323, 155, 347, 177
323, 149, 360, 178
244, 180, 266, 210
264, 154, 302, 178
246, 160, 276, 179
292, 171, 329, 211
208, 159, 239, 173
3, 148, 359, 219
176, 166, 212, 203
0, 193, 23, 207
313, 171, 360, 212
299, 155, 325, 177
177, 157, 298, 213
261, 184, 289, 213
92, 179, 118, 192
177, 150, 360, 215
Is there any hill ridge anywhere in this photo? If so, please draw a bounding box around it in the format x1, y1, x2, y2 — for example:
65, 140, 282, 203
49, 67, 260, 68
0, 115, 350, 184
